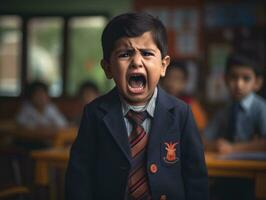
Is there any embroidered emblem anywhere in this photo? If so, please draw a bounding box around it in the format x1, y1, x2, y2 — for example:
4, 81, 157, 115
163, 142, 179, 164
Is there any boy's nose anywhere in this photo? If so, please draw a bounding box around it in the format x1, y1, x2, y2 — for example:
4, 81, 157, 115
236, 79, 245, 89
130, 53, 143, 68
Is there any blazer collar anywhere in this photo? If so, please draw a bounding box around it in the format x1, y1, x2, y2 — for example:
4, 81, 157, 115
99, 86, 176, 114
99, 87, 131, 163
147, 87, 177, 156
99, 87, 177, 164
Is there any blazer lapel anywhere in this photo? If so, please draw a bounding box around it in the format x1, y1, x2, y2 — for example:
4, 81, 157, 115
100, 88, 131, 163
99, 87, 177, 164
147, 87, 176, 156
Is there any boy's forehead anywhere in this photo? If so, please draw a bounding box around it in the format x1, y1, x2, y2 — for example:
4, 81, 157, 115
229, 65, 256, 75
112, 31, 158, 50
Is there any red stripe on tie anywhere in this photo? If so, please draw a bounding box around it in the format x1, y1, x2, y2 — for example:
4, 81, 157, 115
130, 129, 146, 147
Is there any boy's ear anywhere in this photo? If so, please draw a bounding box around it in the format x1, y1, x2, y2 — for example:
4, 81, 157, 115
224, 74, 230, 87
101, 59, 113, 79
255, 76, 264, 91
160, 55, 170, 77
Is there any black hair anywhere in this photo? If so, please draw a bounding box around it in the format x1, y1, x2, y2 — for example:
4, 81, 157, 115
166, 60, 188, 79
25, 81, 48, 99
101, 12, 168, 61
225, 52, 263, 77
78, 80, 99, 96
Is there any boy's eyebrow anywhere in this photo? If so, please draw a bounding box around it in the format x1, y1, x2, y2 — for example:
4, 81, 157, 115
113, 48, 134, 55
114, 48, 156, 54
139, 48, 156, 53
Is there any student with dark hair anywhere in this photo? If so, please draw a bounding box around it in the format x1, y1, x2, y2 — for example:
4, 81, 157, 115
160, 60, 207, 132
160, 60, 188, 96
65, 12, 208, 200
204, 52, 266, 153
78, 80, 100, 106
16, 81, 67, 130
72, 80, 100, 125
204, 52, 266, 200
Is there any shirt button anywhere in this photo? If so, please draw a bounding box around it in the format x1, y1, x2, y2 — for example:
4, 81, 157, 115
160, 194, 167, 200
150, 163, 158, 174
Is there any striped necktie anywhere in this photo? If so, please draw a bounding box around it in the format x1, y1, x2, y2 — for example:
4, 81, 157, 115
126, 110, 152, 200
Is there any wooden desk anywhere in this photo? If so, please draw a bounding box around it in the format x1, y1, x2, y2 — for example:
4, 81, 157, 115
206, 153, 266, 199
31, 150, 266, 199
31, 148, 70, 200
0, 121, 77, 146
31, 148, 69, 186
53, 127, 77, 147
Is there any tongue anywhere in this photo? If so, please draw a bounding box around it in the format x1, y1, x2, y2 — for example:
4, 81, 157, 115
129, 79, 143, 88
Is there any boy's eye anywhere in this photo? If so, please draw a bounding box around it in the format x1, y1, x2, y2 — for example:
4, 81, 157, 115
243, 76, 251, 82
141, 51, 154, 57
118, 52, 131, 58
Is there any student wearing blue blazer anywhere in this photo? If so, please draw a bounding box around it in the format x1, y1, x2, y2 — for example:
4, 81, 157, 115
65, 12, 208, 200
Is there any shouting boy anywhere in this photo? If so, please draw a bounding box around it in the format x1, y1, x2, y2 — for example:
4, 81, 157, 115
66, 12, 208, 200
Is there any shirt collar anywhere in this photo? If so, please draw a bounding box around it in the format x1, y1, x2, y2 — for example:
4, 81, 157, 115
121, 87, 157, 118
239, 93, 254, 111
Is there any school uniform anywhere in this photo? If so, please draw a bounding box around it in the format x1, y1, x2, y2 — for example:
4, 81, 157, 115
16, 101, 67, 129
204, 93, 266, 142
204, 93, 266, 200
65, 86, 208, 200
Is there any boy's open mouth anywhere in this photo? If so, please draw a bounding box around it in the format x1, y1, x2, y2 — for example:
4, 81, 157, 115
128, 74, 146, 93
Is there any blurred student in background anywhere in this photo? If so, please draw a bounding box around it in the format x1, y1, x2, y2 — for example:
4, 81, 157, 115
16, 81, 68, 133
204, 52, 266, 200
160, 60, 207, 132
72, 80, 100, 125
204, 52, 266, 154
78, 80, 100, 108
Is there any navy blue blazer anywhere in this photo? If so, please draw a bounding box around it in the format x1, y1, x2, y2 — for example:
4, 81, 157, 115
65, 87, 209, 200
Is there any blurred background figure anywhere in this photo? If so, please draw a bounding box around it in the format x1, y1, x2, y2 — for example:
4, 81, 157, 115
204, 52, 266, 200
15, 81, 68, 150
71, 80, 100, 125
16, 81, 68, 130
160, 60, 208, 132
204, 52, 266, 154
78, 80, 100, 107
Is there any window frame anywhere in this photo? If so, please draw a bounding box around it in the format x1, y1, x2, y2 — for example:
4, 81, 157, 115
0, 12, 109, 99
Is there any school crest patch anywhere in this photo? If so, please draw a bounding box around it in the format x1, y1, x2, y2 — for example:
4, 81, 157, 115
163, 142, 179, 164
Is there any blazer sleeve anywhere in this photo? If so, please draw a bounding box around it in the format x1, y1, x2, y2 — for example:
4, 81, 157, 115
65, 105, 96, 200
181, 105, 209, 200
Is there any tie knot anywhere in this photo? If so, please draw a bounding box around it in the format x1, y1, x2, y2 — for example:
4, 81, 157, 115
126, 110, 148, 126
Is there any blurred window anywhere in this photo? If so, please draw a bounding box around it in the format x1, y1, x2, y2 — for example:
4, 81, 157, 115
0, 16, 21, 96
27, 17, 63, 97
0, 14, 110, 97
67, 16, 113, 96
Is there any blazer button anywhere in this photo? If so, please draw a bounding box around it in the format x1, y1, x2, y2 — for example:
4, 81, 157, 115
150, 163, 158, 174
160, 194, 167, 200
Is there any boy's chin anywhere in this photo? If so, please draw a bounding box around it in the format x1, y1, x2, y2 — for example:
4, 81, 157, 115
232, 93, 248, 101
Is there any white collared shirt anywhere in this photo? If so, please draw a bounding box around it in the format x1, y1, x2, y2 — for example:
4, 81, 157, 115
16, 101, 68, 129
239, 92, 254, 112
204, 93, 266, 142
120, 87, 157, 136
